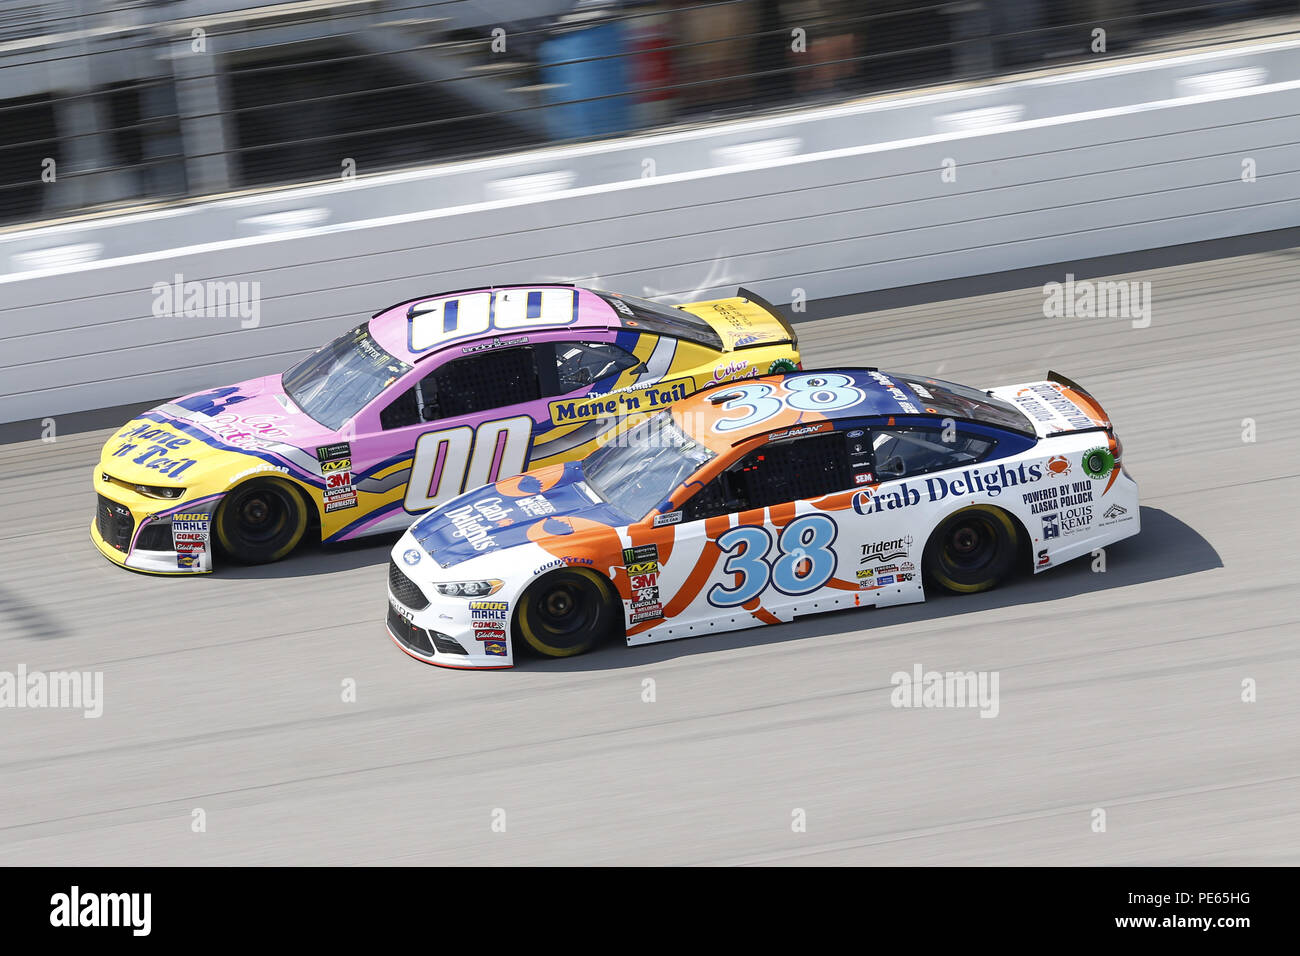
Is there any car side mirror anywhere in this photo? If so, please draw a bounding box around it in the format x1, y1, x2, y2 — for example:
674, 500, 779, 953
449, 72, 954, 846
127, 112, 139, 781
419, 403, 439, 423
630, 361, 649, 375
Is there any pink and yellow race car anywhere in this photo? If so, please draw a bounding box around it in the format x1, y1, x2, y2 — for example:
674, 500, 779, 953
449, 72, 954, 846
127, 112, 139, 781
91, 284, 800, 573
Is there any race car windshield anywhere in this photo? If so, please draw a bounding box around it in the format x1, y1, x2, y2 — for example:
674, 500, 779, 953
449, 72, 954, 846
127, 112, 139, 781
581, 412, 715, 520
283, 323, 411, 430
595, 291, 724, 351
891, 372, 1034, 434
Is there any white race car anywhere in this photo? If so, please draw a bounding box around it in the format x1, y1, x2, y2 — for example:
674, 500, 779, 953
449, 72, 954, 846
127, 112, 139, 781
386, 368, 1139, 669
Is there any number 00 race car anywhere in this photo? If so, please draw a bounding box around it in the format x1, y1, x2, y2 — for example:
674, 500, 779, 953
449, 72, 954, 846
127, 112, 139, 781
90, 284, 800, 573
386, 368, 1139, 668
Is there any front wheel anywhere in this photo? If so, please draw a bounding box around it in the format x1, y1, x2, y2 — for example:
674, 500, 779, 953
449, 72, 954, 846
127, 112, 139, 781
515, 568, 620, 658
214, 478, 309, 564
922, 505, 1018, 594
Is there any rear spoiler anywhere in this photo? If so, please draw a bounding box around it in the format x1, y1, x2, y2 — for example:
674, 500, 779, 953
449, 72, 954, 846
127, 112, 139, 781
1047, 369, 1095, 402
737, 286, 798, 347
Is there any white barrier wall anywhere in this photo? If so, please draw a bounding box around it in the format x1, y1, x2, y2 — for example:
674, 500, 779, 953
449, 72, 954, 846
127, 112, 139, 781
1, 47, 1298, 423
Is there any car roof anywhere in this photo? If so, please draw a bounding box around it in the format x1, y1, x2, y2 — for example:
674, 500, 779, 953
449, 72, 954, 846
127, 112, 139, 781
674, 368, 1014, 450
367, 284, 626, 364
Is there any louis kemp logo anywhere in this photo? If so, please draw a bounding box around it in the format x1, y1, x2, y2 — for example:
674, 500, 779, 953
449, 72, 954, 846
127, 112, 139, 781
152, 272, 261, 328
890, 664, 1000, 718
1042, 273, 1151, 329
50, 886, 150, 936
0, 666, 102, 718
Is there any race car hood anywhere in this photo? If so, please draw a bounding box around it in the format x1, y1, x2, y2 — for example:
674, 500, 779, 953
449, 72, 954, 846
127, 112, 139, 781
680, 296, 795, 351
410, 461, 630, 568
97, 376, 337, 489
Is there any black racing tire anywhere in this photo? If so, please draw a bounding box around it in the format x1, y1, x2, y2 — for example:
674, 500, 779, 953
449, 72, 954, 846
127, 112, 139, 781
214, 478, 309, 564
922, 505, 1019, 594
515, 568, 619, 658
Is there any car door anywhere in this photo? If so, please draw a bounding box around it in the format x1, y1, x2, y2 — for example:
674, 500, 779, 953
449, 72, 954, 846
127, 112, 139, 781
528, 338, 650, 466
641, 428, 862, 637
346, 344, 547, 536
851, 422, 1002, 592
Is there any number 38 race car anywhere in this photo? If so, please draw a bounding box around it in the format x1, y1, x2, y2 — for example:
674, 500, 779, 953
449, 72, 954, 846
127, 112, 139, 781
387, 368, 1139, 668
90, 284, 799, 573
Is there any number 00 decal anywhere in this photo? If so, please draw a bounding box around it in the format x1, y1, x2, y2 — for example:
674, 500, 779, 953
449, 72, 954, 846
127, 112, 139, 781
404, 415, 534, 512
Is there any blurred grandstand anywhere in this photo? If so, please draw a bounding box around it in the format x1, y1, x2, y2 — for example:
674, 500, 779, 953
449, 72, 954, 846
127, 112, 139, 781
1, 0, 1296, 225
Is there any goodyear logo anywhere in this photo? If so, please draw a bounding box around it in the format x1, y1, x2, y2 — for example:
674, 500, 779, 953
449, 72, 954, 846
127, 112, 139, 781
469, 601, 508, 612
320, 458, 352, 472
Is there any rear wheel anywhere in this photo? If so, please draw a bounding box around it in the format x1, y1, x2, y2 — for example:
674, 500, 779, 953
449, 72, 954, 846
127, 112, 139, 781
215, 478, 308, 564
923, 505, 1018, 594
516, 568, 619, 658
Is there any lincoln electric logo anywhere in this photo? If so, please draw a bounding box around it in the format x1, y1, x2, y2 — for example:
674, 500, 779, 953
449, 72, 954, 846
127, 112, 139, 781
50, 886, 151, 936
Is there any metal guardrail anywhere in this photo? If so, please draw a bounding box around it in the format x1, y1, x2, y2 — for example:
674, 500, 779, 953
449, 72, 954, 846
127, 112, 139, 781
1, 36, 1295, 423
1, 0, 1297, 225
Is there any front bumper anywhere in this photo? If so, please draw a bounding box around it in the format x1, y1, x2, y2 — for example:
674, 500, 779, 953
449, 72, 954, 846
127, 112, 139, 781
385, 560, 514, 670
90, 473, 216, 574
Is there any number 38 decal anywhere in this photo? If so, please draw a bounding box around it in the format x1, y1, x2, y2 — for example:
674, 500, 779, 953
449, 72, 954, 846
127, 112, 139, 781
711, 373, 866, 432
404, 416, 534, 512
708, 514, 839, 607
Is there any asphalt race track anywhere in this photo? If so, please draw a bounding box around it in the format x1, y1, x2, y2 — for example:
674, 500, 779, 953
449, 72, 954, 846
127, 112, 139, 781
2, 231, 1297, 865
